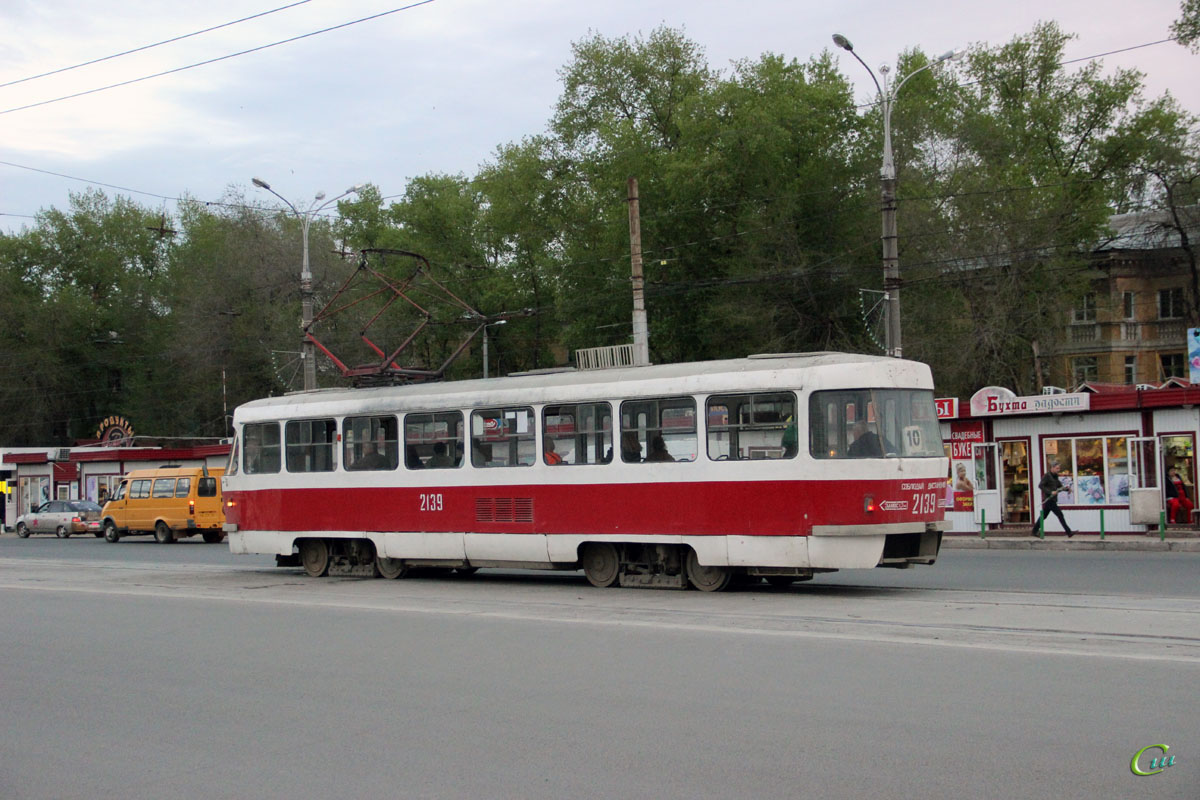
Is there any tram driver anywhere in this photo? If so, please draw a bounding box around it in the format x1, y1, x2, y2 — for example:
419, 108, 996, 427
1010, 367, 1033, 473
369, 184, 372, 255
848, 422, 884, 458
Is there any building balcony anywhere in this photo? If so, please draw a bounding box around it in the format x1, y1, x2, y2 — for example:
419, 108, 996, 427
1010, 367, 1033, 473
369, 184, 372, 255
1057, 319, 1189, 357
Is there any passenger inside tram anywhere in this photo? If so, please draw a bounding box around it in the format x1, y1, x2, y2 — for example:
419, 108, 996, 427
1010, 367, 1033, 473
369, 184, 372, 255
620, 431, 643, 463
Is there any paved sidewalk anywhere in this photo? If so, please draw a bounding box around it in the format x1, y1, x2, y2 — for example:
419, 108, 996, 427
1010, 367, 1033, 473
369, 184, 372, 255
943, 533, 1200, 551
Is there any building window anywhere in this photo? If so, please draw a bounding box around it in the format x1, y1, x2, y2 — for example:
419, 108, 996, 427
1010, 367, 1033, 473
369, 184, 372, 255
1161, 353, 1185, 379
1073, 293, 1096, 323
1124, 355, 1137, 385
1158, 287, 1185, 320
1122, 291, 1135, 320
1072, 356, 1098, 384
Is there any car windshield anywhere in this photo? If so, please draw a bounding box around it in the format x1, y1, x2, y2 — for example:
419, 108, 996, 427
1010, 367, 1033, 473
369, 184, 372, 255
69, 501, 102, 512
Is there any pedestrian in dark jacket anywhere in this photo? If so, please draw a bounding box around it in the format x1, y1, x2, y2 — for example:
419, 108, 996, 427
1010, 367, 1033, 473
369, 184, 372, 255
1032, 461, 1074, 537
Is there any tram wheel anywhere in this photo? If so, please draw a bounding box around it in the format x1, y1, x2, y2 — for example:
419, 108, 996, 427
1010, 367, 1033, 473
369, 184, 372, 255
376, 556, 408, 580
581, 543, 620, 588
765, 576, 795, 588
685, 549, 731, 592
299, 539, 330, 577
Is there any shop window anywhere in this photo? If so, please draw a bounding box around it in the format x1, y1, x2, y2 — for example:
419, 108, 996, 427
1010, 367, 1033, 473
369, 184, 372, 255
1043, 436, 1130, 505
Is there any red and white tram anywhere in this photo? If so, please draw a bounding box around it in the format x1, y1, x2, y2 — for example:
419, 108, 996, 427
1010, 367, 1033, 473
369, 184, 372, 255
222, 353, 949, 590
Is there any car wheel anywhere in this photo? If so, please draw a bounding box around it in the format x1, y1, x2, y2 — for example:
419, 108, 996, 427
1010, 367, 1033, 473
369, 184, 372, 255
56, 525, 70, 539
103, 521, 120, 543
154, 521, 176, 544
16, 522, 29, 538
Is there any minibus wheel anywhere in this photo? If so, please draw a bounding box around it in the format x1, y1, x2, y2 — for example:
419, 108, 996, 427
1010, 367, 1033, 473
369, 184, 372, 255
154, 522, 176, 544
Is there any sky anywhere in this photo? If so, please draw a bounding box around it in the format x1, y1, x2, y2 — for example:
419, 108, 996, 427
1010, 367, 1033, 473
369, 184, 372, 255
0, 0, 1195, 234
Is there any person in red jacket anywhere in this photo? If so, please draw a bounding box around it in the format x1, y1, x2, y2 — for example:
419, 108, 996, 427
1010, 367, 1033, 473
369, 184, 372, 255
1165, 466, 1193, 523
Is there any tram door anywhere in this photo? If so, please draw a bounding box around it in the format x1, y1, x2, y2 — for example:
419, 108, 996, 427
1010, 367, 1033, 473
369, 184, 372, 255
1128, 437, 1162, 525
971, 443, 1001, 526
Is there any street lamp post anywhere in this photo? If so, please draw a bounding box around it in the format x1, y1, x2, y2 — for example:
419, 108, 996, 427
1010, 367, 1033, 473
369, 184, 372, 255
482, 319, 506, 379
252, 177, 365, 390
832, 34, 962, 359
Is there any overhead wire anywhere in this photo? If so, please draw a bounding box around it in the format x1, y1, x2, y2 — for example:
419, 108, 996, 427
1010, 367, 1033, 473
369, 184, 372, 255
0, 0, 441, 116
0, 0, 314, 90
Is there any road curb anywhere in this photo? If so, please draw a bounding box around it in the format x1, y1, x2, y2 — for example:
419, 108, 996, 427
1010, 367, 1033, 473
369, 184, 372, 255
944, 536, 1200, 552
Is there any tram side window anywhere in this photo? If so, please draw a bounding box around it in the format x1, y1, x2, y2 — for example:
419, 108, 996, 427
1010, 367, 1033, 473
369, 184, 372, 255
344, 415, 399, 471
707, 392, 797, 460
243, 422, 281, 474
620, 397, 697, 463
285, 419, 337, 472
543, 403, 612, 465
809, 389, 941, 459
404, 411, 464, 469
471, 407, 535, 467
811, 391, 875, 458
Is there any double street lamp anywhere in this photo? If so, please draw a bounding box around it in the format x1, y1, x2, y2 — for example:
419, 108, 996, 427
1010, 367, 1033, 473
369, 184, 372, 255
252, 177, 365, 390
832, 34, 962, 358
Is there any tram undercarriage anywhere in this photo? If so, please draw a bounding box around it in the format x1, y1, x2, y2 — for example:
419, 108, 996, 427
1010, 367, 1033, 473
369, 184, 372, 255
273, 530, 941, 592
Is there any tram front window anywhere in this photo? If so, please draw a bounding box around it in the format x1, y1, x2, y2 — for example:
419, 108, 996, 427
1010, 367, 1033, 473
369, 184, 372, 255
809, 389, 942, 459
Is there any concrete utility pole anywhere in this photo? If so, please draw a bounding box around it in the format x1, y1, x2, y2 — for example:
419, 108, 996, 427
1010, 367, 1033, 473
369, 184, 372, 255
627, 177, 650, 366
833, 34, 962, 359
252, 177, 364, 390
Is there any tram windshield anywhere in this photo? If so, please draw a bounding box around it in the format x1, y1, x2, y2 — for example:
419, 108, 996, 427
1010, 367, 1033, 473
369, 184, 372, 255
809, 389, 942, 459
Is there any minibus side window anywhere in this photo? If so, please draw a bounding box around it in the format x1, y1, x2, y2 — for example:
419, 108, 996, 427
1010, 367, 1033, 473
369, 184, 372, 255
174, 478, 191, 498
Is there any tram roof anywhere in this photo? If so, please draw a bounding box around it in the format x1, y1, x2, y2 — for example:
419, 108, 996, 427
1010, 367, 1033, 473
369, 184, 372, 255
234, 353, 932, 420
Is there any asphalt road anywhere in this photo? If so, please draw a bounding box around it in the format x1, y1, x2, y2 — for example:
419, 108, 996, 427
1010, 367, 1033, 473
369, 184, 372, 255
0, 535, 1197, 799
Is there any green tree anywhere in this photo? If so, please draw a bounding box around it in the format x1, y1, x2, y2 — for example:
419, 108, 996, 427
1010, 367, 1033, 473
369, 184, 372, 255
900, 23, 1181, 395
1172, 0, 1200, 51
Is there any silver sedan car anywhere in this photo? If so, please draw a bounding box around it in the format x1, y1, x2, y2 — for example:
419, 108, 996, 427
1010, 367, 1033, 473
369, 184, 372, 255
15, 500, 104, 538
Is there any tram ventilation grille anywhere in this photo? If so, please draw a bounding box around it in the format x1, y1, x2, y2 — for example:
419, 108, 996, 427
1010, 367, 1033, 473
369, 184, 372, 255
476, 497, 534, 523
